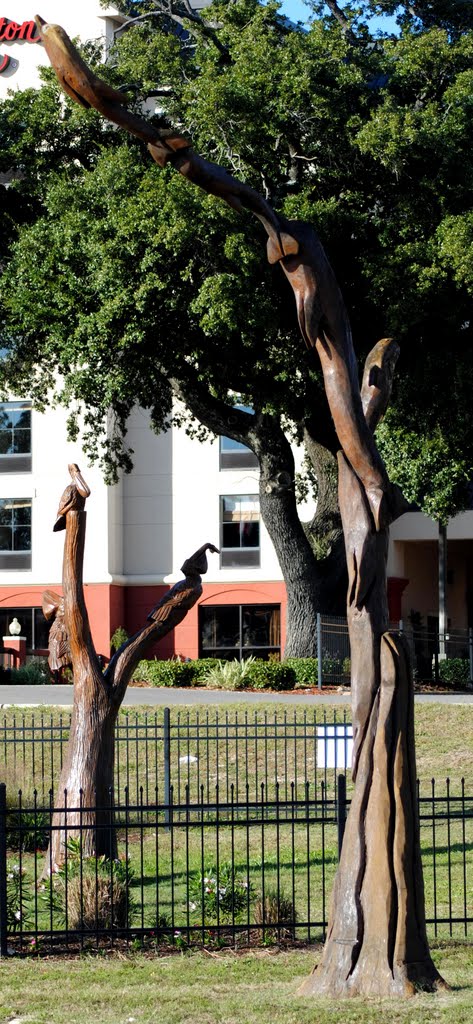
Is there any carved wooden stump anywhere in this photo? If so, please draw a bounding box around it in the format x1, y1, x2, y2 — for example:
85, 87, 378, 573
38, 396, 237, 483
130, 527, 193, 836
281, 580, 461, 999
300, 633, 445, 997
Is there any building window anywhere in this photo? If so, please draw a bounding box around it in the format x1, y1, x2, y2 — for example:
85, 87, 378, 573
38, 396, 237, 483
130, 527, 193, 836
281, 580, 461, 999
220, 494, 260, 567
0, 402, 32, 472
0, 498, 31, 569
199, 604, 281, 660
219, 436, 258, 470
219, 405, 258, 469
0, 606, 49, 652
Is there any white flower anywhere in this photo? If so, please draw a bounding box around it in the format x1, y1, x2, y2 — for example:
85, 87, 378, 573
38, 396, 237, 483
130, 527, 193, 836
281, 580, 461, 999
189, 901, 196, 911
14, 910, 21, 920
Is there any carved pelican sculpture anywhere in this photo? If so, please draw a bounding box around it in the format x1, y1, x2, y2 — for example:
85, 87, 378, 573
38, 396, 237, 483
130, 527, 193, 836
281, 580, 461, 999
147, 543, 220, 625
53, 463, 91, 532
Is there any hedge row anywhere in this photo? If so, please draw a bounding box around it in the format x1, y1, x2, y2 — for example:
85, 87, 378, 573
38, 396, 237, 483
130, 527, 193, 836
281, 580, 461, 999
132, 656, 349, 690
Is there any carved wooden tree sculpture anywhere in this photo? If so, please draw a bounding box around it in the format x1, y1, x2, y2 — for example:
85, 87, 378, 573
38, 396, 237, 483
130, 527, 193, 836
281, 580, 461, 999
45, 462, 218, 869
36, 17, 446, 996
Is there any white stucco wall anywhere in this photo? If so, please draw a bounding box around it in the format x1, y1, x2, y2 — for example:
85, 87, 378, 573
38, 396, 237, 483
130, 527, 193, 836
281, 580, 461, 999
0, 403, 115, 586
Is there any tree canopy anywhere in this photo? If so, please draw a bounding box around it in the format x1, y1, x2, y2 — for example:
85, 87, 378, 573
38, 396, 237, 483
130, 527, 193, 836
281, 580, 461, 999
0, 0, 472, 523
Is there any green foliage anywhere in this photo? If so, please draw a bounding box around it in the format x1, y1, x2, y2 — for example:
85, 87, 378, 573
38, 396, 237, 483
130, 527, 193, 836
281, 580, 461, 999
110, 626, 129, 652
283, 657, 319, 687
43, 838, 136, 930
188, 861, 253, 922
6, 863, 32, 932
10, 660, 50, 686
245, 660, 296, 691
133, 659, 196, 687
438, 658, 470, 688
203, 657, 257, 690
6, 792, 50, 853
0, 1, 472, 522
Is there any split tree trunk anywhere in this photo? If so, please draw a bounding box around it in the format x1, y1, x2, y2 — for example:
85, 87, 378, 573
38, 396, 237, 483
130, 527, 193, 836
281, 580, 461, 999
44, 497, 217, 872
46, 510, 118, 867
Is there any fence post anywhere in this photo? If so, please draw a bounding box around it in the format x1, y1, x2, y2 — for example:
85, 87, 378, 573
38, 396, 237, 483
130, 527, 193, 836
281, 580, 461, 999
317, 613, 322, 691
164, 707, 171, 829
0, 783, 8, 957
469, 628, 473, 685
337, 773, 346, 861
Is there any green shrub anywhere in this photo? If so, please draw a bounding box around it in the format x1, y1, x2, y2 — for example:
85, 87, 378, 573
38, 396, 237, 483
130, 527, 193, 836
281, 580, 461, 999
110, 626, 129, 652
253, 887, 296, 937
132, 659, 196, 687
203, 657, 256, 690
246, 660, 296, 691
43, 838, 136, 930
190, 658, 220, 682
6, 794, 50, 853
283, 658, 319, 687
438, 658, 470, 687
10, 659, 50, 685
188, 861, 253, 922
6, 863, 31, 932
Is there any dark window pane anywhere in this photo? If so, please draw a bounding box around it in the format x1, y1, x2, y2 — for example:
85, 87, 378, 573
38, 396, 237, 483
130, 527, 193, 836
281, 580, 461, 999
13, 527, 31, 551
0, 431, 13, 454
222, 522, 241, 549
0, 505, 12, 526
242, 606, 280, 648
0, 527, 11, 550
34, 607, 50, 649
200, 606, 240, 649
12, 430, 31, 454
241, 522, 259, 548
13, 504, 31, 526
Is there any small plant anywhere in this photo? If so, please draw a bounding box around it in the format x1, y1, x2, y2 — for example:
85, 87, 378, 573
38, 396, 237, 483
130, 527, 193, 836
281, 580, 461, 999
110, 626, 129, 652
438, 657, 470, 688
253, 888, 296, 938
203, 657, 256, 691
188, 862, 252, 922
42, 839, 136, 931
132, 659, 196, 687
6, 862, 31, 932
245, 660, 296, 691
6, 790, 50, 853
10, 659, 50, 685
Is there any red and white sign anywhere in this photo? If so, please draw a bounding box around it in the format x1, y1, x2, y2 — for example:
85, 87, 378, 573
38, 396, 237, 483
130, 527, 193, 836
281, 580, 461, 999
0, 18, 40, 74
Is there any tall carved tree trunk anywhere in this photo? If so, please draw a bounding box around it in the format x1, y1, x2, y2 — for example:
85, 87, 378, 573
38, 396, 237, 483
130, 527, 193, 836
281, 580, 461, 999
38, 21, 446, 993
47, 509, 118, 866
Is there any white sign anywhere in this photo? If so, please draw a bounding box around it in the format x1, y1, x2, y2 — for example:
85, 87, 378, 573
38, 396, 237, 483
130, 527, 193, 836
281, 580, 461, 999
317, 724, 353, 770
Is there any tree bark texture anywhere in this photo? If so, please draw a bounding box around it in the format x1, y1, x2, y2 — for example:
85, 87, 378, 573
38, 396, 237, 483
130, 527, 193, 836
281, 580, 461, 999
37, 23, 445, 994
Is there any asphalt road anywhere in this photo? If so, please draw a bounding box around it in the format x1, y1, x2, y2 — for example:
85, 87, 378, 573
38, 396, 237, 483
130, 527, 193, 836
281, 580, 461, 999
0, 684, 471, 707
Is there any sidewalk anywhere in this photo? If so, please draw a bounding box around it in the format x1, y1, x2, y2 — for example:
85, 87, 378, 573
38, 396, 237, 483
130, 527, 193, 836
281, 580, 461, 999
0, 684, 471, 707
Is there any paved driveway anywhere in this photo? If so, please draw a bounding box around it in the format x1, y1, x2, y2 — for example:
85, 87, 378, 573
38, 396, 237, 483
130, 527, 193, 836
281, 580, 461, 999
0, 684, 471, 707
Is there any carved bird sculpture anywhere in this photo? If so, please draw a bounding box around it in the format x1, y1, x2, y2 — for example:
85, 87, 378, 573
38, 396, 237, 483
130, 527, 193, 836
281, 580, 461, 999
53, 463, 91, 532
42, 589, 71, 674
147, 543, 220, 625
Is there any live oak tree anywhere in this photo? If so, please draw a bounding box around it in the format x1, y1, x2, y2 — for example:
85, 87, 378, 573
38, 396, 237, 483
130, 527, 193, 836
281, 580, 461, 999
1, 0, 473, 659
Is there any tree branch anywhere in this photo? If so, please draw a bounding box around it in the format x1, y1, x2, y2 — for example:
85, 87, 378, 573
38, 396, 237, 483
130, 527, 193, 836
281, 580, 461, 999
105, 542, 218, 704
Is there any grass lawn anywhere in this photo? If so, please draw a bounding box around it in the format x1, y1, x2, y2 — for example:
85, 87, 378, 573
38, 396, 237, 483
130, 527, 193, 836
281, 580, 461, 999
0, 944, 472, 1024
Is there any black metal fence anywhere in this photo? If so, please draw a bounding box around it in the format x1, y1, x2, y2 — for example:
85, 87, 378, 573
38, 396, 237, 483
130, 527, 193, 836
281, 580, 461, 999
0, 708, 354, 804
0, 776, 471, 956
319, 615, 473, 687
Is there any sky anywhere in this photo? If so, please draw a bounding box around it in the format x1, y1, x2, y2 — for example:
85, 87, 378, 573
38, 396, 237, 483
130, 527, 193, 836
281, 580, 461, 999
278, 0, 400, 33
